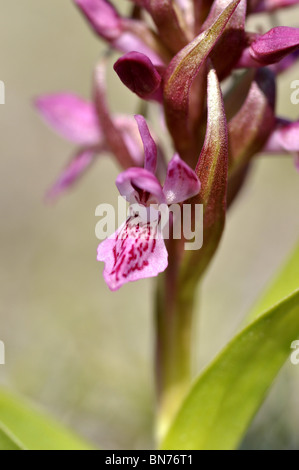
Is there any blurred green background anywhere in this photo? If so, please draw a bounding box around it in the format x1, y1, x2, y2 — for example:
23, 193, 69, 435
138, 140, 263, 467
0, 0, 299, 450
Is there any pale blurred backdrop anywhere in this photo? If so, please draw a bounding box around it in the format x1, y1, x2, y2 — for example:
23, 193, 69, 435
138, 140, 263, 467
0, 0, 299, 449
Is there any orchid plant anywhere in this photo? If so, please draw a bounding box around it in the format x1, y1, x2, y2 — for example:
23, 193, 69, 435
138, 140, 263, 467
3, 0, 298, 451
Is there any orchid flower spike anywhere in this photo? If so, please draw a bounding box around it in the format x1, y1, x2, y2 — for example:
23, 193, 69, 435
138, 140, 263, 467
97, 115, 201, 291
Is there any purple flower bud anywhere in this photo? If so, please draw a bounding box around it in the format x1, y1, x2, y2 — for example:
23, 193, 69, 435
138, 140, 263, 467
114, 52, 162, 101
134, 115, 158, 173
251, 27, 299, 65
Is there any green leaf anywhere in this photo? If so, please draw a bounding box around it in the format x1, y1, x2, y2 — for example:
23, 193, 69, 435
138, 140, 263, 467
0, 389, 95, 450
248, 241, 299, 323
0, 423, 25, 450
161, 290, 299, 450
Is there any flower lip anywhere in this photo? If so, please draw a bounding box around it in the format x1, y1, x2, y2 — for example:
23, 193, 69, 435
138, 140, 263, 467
116, 167, 166, 206
97, 216, 168, 291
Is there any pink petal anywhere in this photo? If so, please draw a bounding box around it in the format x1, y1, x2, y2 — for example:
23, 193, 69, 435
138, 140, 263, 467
163, 155, 201, 204
116, 168, 166, 205
263, 119, 299, 171
46, 148, 96, 200
278, 120, 299, 152
263, 119, 299, 153
74, 0, 122, 40
35, 94, 101, 145
134, 115, 157, 173
114, 115, 144, 166
263, 129, 285, 153
97, 215, 168, 291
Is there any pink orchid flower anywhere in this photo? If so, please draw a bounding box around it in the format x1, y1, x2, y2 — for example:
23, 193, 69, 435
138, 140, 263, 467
97, 115, 201, 291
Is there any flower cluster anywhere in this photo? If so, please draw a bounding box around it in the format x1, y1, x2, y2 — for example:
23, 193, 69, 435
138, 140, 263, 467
36, 0, 299, 289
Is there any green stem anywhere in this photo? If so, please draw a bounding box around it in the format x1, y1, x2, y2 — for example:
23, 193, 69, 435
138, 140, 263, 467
154, 266, 197, 444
